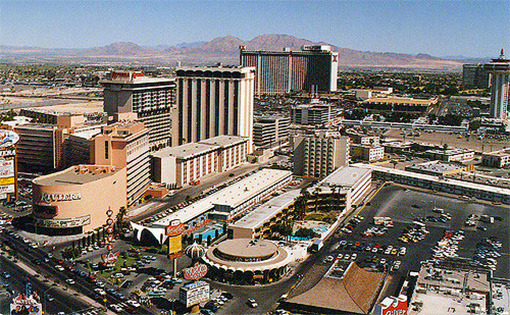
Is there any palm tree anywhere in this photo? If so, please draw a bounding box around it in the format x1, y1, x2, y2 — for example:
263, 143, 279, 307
314, 187, 322, 212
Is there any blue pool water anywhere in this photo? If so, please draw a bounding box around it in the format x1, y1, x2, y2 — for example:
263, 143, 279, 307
195, 226, 224, 240
313, 226, 328, 233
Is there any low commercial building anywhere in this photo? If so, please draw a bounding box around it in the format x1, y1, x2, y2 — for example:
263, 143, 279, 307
293, 134, 350, 177
131, 168, 292, 244
361, 97, 436, 112
353, 87, 393, 100
351, 144, 385, 162
406, 161, 472, 177
31, 165, 127, 235
291, 104, 340, 125
253, 116, 290, 148
425, 149, 475, 162
151, 135, 249, 188
202, 238, 291, 285
317, 166, 372, 209
348, 134, 380, 146
482, 148, 510, 168
361, 163, 510, 204
283, 262, 387, 314
209, 169, 292, 221
409, 262, 491, 315
227, 190, 301, 239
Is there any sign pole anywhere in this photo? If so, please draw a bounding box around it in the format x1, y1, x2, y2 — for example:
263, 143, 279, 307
174, 258, 177, 279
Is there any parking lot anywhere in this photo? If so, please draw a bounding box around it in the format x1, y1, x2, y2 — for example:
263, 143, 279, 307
327, 183, 509, 283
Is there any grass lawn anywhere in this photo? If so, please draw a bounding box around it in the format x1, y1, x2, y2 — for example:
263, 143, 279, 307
97, 256, 137, 279
304, 213, 324, 221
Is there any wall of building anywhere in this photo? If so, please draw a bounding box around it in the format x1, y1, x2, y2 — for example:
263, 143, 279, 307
32, 166, 127, 234
175, 67, 255, 152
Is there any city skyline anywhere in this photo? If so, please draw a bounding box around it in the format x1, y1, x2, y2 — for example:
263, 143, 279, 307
1, 0, 509, 58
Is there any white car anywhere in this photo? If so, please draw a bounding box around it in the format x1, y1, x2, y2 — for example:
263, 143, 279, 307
65, 278, 75, 285
127, 300, 141, 308
350, 253, 357, 260
55, 265, 64, 272
94, 288, 106, 296
247, 298, 258, 308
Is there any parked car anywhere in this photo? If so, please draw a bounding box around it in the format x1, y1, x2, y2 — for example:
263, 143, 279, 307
247, 298, 258, 308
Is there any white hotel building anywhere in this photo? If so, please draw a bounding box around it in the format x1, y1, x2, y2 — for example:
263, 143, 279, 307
131, 168, 292, 244
151, 135, 249, 188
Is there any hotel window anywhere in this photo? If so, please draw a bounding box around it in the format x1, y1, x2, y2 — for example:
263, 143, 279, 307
105, 141, 109, 159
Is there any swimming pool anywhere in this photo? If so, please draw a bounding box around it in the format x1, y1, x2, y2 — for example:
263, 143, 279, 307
313, 226, 329, 234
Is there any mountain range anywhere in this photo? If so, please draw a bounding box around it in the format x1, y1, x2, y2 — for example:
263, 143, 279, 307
0, 34, 487, 71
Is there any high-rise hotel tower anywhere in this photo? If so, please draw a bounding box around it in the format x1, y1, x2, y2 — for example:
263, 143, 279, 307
175, 66, 255, 152
240, 45, 338, 95
102, 71, 177, 151
484, 49, 510, 119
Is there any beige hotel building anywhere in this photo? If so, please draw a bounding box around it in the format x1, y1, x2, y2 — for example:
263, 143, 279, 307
91, 118, 151, 207
152, 135, 249, 188
175, 66, 255, 151
32, 165, 127, 235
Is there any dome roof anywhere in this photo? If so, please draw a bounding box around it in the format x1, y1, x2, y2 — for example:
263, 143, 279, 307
185, 242, 206, 260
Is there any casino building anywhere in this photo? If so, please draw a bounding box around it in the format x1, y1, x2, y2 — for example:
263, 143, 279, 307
30, 164, 127, 235
202, 238, 291, 285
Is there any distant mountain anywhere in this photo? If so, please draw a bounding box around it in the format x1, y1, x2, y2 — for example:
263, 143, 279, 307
174, 41, 206, 49
86, 42, 153, 56
0, 34, 466, 71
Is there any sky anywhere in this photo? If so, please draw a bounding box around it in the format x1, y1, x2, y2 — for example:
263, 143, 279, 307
0, 0, 509, 58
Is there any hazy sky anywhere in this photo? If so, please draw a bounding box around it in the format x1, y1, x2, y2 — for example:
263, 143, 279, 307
1, 0, 509, 57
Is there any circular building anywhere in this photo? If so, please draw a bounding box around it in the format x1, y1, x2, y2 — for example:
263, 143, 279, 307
202, 238, 290, 285
29, 165, 127, 235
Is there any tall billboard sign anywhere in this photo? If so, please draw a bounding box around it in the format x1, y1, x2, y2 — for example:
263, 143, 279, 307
167, 219, 184, 259
179, 281, 210, 308
0, 129, 18, 200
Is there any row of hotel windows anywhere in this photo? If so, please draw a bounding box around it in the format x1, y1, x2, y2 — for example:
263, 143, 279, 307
178, 79, 240, 144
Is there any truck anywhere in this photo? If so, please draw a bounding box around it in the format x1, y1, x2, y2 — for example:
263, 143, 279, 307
310, 239, 323, 252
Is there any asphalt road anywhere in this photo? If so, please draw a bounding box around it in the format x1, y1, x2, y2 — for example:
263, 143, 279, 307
0, 252, 92, 315
0, 228, 155, 314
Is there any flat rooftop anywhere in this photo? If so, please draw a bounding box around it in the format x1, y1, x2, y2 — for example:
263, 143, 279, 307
426, 148, 474, 155
363, 97, 436, 105
320, 166, 372, 188
33, 165, 120, 186
213, 169, 292, 208
152, 142, 217, 160
27, 100, 104, 115
199, 135, 248, 148
360, 163, 510, 197
100, 76, 175, 85
216, 239, 278, 259
410, 291, 487, 315
406, 161, 464, 174
484, 148, 510, 157
154, 169, 292, 226
417, 265, 490, 293
72, 128, 102, 140
230, 190, 301, 229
